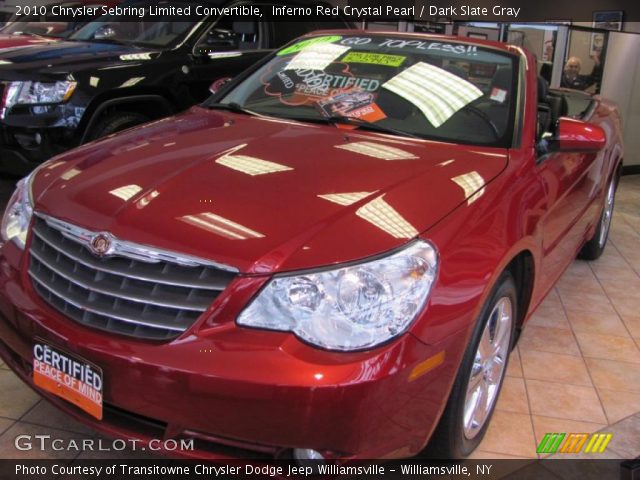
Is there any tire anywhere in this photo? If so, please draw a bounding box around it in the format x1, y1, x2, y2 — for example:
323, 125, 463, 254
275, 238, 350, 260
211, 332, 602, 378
85, 111, 150, 142
424, 271, 517, 458
578, 174, 617, 261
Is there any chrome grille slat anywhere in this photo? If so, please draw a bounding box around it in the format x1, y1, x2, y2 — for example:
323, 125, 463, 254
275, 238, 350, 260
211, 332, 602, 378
29, 271, 187, 332
31, 225, 233, 290
29, 248, 210, 312
28, 216, 237, 340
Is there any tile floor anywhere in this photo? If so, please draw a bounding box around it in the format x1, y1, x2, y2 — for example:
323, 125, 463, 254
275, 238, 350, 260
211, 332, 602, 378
471, 174, 640, 460
0, 176, 639, 460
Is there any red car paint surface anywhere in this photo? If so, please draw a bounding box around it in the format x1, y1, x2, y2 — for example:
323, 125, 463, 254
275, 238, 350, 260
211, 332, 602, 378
0, 1, 118, 50
0, 36, 58, 50
0, 33, 623, 460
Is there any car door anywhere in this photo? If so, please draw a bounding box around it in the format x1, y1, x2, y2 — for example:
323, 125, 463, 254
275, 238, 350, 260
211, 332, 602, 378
536, 118, 605, 286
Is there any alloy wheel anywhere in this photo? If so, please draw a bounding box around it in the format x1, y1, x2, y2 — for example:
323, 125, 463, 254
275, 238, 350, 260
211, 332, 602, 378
598, 179, 616, 248
463, 297, 513, 440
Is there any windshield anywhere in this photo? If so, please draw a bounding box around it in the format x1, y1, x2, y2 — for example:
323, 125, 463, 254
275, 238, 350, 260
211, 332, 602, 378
70, 1, 202, 47
0, 11, 15, 25
217, 34, 520, 147
2, 2, 107, 38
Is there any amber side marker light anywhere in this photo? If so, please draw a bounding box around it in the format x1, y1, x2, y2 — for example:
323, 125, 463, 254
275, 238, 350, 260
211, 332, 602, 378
408, 351, 445, 382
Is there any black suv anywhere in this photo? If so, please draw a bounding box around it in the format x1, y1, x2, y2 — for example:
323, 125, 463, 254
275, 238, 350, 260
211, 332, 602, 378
0, 0, 350, 173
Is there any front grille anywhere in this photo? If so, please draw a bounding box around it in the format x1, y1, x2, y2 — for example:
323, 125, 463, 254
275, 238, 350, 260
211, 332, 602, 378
28, 215, 237, 340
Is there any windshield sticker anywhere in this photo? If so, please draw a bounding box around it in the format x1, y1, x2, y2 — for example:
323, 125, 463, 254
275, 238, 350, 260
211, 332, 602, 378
277, 35, 343, 56
379, 39, 479, 56
339, 37, 480, 57
340, 37, 374, 46
262, 59, 384, 106
294, 75, 381, 100
297, 71, 380, 94
318, 91, 374, 116
317, 91, 387, 122
382, 62, 482, 128
276, 71, 295, 89
490, 87, 507, 103
284, 43, 350, 71
342, 52, 406, 67
349, 102, 386, 122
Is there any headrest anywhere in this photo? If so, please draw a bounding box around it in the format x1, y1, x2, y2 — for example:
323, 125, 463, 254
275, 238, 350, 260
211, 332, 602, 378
539, 62, 552, 83
491, 66, 512, 90
538, 76, 549, 102
443, 64, 469, 80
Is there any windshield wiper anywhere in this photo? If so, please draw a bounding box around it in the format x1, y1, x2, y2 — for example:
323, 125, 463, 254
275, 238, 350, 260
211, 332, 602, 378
207, 102, 260, 117
324, 115, 422, 139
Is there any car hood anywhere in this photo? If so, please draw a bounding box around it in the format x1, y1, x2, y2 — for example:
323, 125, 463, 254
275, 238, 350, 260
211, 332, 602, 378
0, 40, 159, 80
33, 107, 508, 274
0, 34, 59, 51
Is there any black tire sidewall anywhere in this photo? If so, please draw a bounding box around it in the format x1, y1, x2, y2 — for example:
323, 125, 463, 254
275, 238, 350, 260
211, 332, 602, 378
579, 174, 617, 260
87, 112, 149, 141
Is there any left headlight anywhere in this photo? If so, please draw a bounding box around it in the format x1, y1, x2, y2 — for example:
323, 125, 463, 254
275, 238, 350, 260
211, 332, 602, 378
3, 81, 77, 110
1, 173, 35, 250
238, 240, 438, 351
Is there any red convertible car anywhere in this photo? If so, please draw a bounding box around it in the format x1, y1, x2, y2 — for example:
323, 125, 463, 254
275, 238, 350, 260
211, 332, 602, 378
0, 32, 623, 460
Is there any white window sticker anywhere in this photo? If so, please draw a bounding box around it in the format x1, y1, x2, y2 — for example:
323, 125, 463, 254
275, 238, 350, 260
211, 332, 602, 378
284, 43, 350, 71
490, 87, 507, 103
382, 62, 483, 128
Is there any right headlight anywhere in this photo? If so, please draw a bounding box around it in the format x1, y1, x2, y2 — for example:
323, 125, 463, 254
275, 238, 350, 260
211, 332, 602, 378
2, 81, 76, 111
1, 173, 35, 250
238, 240, 438, 351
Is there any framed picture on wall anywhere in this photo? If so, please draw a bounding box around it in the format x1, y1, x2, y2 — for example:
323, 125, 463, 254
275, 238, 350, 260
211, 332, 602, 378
592, 11, 623, 31
589, 32, 605, 57
467, 32, 488, 40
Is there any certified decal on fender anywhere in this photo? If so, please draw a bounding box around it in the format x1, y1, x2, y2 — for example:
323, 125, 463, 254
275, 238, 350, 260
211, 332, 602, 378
33, 341, 103, 420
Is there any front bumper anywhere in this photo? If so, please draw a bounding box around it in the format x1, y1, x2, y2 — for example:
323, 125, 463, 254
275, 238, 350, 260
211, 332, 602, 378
0, 125, 72, 174
0, 102, 82, 173
0, 240, 464, 460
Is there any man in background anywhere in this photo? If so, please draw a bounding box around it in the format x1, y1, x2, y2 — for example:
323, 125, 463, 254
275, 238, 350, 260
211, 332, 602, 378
561, 53, 602, 92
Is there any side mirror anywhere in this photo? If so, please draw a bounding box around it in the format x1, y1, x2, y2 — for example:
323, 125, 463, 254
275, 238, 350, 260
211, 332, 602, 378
209, 77, 233, 95
205, 29, 239, 50
547, 117, 606, 153
94, 25, 117, 40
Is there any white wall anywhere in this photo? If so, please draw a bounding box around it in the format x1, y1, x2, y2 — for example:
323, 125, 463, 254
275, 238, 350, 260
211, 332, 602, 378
601, 32, 640, 166
622, 22, 640, 34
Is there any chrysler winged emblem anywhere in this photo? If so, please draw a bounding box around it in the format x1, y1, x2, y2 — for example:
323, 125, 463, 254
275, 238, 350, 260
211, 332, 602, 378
90, 233, 112, 256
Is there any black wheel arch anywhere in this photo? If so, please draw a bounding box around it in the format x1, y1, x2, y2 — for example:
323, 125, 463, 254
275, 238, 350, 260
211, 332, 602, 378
504, 250, 535, 347
78, 90, 179, 144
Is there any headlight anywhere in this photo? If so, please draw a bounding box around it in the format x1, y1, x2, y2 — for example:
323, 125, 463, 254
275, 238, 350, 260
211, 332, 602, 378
238, 240, 438, 351
1, 173, 35, 250
2, 81, 76, 111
